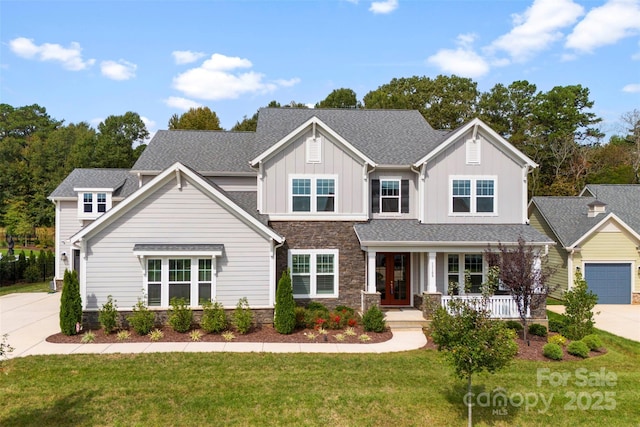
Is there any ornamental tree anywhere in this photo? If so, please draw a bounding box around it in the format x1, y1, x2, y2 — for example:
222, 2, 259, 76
59, 269, 82, 335
274, 269, 296, 334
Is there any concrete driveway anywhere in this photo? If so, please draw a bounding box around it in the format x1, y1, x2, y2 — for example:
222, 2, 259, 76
547, 304, 640, 342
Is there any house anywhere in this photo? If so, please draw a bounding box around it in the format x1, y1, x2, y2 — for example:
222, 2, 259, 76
49, 108, 554, 324
529, 184, 640, 304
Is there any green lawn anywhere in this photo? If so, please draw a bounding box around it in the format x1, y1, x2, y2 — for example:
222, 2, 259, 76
1, 316, 638, 426
0, 281, 51, 297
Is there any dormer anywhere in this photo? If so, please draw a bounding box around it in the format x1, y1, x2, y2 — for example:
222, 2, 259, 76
587, 200, 607, 218
74, 187, 114, 220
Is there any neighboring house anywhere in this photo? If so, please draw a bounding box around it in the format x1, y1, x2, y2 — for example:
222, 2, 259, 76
529, 184, 640, 304
49, 108, 554, 323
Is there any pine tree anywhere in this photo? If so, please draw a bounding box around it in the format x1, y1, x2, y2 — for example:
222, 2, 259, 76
59, 270, 82, 335
274, 269, 296, 334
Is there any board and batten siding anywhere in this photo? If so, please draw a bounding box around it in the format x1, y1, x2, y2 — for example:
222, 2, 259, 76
261, 129, 365, 215
574, 222, 640, 293
528, 208, 567, 299
423, 129, 526, 224
83, 177, 273, 310
369, 170, 418, 219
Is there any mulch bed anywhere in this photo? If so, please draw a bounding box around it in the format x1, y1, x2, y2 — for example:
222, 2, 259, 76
48, 327, 605, 362
46, 324, 393, 345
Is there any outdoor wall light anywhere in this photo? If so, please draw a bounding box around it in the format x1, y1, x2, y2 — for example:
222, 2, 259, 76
576, 266, 580, 272
61, 252, 67, 261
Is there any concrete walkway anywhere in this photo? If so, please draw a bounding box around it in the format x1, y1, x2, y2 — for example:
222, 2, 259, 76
0, 292, 427, 359
547, 304, 640, 342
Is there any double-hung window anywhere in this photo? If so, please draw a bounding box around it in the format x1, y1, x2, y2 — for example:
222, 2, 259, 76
446, 253, 484, 295
381, 180, 400, 213
289, 249, 338, 298
450, 177, 496, 215
290, 176, 336, 213
76, 189, 112, 219
371, 179, 410, 214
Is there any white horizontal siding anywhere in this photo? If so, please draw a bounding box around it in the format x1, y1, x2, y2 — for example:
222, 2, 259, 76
84, 177, 272, 310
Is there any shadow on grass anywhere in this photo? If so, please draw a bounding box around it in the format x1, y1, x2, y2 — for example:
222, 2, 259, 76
444, 381, 520, 426
0, 390, 98, 426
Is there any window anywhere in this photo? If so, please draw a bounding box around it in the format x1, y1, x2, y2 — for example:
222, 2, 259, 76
446, 253, 484, 295
76, 190, 112, 218
169, 259, 191, 303
450, 177, 496, 215
289, 249, 338, 298
371, 179, 410, 214
290, 176, 336, 213
141, 257, 218, 307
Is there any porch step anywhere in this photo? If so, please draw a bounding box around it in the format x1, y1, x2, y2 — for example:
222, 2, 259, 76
384, 309, 428, 330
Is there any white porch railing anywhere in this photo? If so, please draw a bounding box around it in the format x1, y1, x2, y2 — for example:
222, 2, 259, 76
441, 295, 530, 319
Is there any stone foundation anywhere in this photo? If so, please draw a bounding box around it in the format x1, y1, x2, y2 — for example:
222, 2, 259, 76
361, 290, 380, 313
270, 221, 367, 310
82, 308, 275, 330
421, 292, 442, 320
633, 293, 640, 305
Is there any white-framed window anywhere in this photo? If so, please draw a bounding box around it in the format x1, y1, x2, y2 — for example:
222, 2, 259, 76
289, 249, 339, 298
450, 176, 496, 215
445, 253, 484, 295
141, 256, 219, 307
290, 175, 337, 213
76, 190, 112, 219
380, 179, 400, 213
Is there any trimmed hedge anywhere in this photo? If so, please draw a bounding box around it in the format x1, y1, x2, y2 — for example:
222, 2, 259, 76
528, 323, 548, 337
581, 334, 603, 351
543, 343, 563, 360
567, 340, 590, 358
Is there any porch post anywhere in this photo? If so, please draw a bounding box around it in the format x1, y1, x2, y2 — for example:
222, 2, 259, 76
367, 251, 377, 293
419, 253, 425, 293
427, 252, 437, 293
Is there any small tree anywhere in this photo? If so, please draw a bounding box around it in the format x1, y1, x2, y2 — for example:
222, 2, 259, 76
485, 237, 555, 342
274, 269, 296, 334
564, 270, 598, 340
431, 292, 518, 427
98, 295, 119, 334
59, 270, 82, 335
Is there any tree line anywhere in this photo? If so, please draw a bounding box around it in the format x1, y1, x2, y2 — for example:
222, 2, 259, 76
1, 74, 638, 239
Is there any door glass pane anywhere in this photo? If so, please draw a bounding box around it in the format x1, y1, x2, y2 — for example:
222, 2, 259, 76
393, 254, 407, 300
376, 253, 386, 300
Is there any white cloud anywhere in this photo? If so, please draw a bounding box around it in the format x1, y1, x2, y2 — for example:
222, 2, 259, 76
140, 116, 156, 130
622, 83, 640, 93
100, 60, 137, 80
566, 0, 640, 53
171, 53, 299, 101
427, 34, 490, 78
274, 78, 301, 87
369, 0, 398, 14
8, 37, 95, 71
489, 0, 584, 62
164, 96, 203, 110
172, 50, 206, 65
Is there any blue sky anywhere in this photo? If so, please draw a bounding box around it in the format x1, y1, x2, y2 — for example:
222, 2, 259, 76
1, 0, 639, 140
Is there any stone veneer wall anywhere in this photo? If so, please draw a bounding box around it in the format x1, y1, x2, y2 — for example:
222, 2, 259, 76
270, 221, 366, 310
83, 308, 275, 329
633, 293, 640, 305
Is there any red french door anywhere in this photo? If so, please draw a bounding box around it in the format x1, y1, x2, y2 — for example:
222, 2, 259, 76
376, 253, 410, 305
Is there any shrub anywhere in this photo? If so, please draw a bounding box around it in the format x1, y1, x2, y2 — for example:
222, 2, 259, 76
222, 331, 235, 341
306, 301, 329, 312
98, 295, 119, 334
362, 305, 386, 332
567, 340, 590, 358
582, 334, 603, 351
564, 271, 598, 340
149, 328, 164, 342
189, 330, 203, 342
548, 318, 565, 333
548, 334, 567, 347
543, 343, 563, 360
232, 297, 253, 334
168, 298, 193, 333
127, 299, 156, 335
200, 301, 227, 333
304, 309, 329, 329
528, 323, 548, 337
59, 270, 82, 336
504, 320, 524, 331
116, 330, 131, 341
0, 334, 15, 361
335, 305, 355, 315
274, 269, 296, 334
294, 306, 307, 329
81, 331, 96, 343
24, 264, 41, 283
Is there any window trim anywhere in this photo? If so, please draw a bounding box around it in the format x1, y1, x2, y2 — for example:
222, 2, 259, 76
289, 175, 338, 214
371, 178, 410, 215
288, 249, 339, 298
449, 176, 497, 216
380, 178, 401, 214
444, 253, 485, 295
75, 189, 113, 219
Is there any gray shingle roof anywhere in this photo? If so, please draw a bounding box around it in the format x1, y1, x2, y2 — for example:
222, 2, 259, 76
49, 169, 138, 198
532, 185, 640, 247
132, 130, 257, 173
255, 108, 449, 165
217, 190, 269, 226
354, 220, 554, 245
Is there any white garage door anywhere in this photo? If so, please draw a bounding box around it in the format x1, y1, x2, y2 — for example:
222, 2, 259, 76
584, 263, 631, 304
